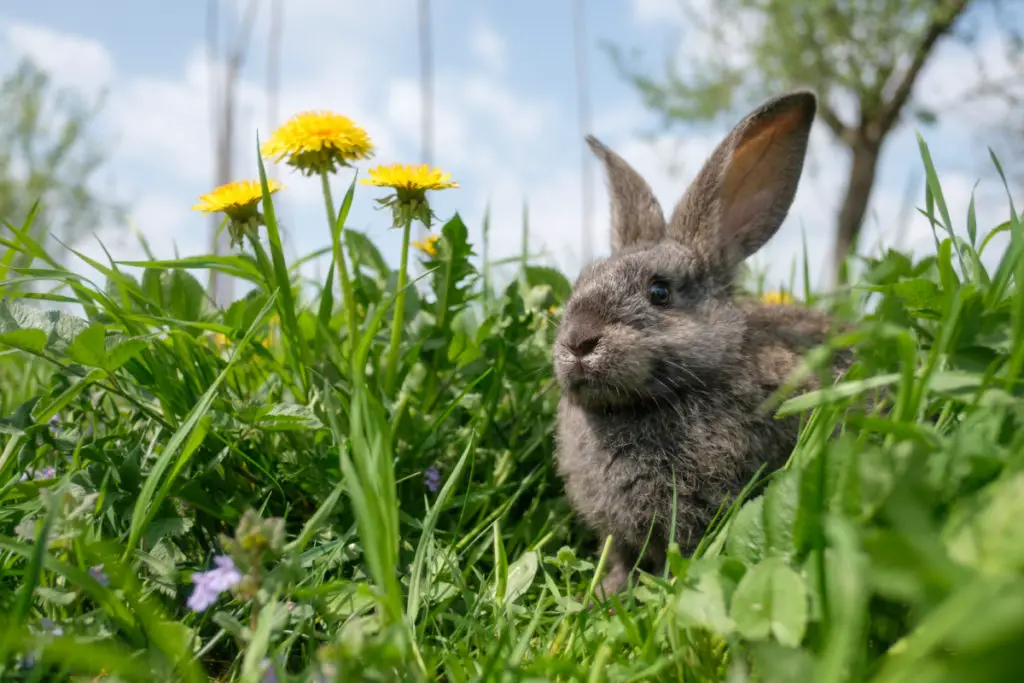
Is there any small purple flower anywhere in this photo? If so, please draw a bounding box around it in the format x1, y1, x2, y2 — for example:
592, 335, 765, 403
39, 618, 63, 636
89, 564, 110, 587
261, 658, 279, 683
18, 466, 56, 483
187, 555, 242, 612
48, 414, 61, 436
424, 465, 442, 493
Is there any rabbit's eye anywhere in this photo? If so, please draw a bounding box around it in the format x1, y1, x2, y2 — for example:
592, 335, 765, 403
647, 280, 671, 306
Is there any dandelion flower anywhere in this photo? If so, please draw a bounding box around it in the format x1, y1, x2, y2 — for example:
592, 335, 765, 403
187, 555, 242, 612
261, 111, 375, 176
361, 164, 459, 194
761, 290, 795, 306
361, 163, 458, 228
411, 234, 440, 258
192, 179, 283, 248
192, 179, 282, 219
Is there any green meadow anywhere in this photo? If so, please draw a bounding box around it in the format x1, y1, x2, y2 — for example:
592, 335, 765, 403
2, 122, 1024, 683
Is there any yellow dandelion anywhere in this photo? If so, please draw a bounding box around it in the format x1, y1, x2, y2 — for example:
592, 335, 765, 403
261, 111, 375, 176
264, 314, 280, 349
192, 179, 283, 219
210, 332, 231, 350
761, 290, 795, 305
411, 234, 441, 258
192, 179, 283, 247
361, 163, 459, 194
360, 163, 458, 228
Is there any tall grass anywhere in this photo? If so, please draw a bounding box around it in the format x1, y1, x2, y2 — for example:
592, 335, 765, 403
0, 135, 1023, 682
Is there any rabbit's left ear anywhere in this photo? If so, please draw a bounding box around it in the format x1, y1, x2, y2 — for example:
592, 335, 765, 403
667, 91, 816, 270
587, 135, 666, 254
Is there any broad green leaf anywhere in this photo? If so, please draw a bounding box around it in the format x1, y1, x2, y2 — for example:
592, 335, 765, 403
345, 228, 390, 278
0, 328, 47, 353
504, 550, 539, 606
524, 265, 573, 305
255, 403, 325, 431
726, 496, 765, 565
0, 299, 89, 353
764, 469, 800, 560
730, 557, 808, 647
674, 565, 735, 635
944, 470, 1024, 575
66, 323, 108, 368
165, 269, 206, 322
104, 337, 150, 372
889, 278, 943, 311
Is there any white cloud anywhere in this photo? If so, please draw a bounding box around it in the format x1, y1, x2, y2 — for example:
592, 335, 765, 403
631, 0, 683, 24
463, 76, 551, 142
470, 23, 506, 72
2, 1, 1014, 302
4, 21, 114, 95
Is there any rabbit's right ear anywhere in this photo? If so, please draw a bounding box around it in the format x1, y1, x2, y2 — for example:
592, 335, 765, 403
666, 91, 816, 270
587, 135, 666, 254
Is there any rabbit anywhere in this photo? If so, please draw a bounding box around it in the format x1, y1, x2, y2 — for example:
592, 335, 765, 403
553, 91, 852, 598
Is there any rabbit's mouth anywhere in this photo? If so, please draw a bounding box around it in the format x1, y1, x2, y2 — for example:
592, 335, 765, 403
559, 359, 644, 408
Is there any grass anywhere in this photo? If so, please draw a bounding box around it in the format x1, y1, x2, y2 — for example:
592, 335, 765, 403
0, 131, 1023, 683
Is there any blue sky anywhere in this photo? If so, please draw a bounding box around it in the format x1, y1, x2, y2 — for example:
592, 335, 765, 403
0, 0, 1018, 299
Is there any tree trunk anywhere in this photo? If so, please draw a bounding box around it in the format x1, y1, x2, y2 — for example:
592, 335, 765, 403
832, 139, 880, 287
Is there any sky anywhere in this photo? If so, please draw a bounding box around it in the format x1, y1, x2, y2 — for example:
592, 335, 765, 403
0, 0, 1020, 302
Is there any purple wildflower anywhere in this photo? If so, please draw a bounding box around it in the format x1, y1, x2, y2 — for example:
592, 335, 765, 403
89, 564, 110, 587
39, 618, 63, 636
48, 414, 60, 436
18, 466, 56, 483
424, 465, 442, 493
261, 658, 279, 683
187, 555, 242, 612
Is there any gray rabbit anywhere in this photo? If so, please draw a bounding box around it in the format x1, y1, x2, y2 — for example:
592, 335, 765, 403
553, 91, 851, 597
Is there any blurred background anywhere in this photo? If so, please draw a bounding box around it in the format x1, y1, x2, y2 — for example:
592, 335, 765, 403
1, 0, 1023, 304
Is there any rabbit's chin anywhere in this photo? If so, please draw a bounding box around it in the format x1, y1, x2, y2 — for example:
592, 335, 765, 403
557, 364, 667, 410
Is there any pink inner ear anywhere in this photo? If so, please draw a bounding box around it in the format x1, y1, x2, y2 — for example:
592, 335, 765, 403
714, 105, 810, 255
718, 187, 774, 247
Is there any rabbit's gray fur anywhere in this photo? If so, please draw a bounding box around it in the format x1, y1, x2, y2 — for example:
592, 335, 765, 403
553, 91, 851, 597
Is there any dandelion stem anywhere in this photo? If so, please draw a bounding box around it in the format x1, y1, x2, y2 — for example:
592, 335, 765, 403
384, 216, 413, 394
321, 172, 359, 361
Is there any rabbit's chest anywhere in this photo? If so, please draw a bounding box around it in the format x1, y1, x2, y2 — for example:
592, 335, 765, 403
555, 394, 791, 547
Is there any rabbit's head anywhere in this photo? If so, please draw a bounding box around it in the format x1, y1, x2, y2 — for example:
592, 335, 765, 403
554, 91, 816, 408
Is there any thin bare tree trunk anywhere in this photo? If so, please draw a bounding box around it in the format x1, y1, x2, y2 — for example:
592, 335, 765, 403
267, 0, 282, 143
417, 0, 434, 245
267, 0, 292, 267
206, 0, 225, 303
572, 0, 594, 268
832, 139, 880, 287
207, 0, 260, 307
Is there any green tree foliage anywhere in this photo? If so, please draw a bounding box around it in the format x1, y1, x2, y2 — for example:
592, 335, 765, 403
610, 0, 1024, 286
0, 57, 123, 267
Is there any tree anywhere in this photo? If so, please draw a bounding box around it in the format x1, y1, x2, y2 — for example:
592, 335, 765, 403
610, 0, 1024, 286
0, 57, 123, 266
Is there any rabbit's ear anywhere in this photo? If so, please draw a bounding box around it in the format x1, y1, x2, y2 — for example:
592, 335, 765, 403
667, 91, 816, 269
587, 135, 666, 253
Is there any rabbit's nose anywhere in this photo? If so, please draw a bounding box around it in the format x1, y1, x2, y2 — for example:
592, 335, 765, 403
568, 335, 601, 358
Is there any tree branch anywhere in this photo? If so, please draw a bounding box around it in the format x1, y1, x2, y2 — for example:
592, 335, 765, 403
878, 0, 970, 136
816, 100, 853, 143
